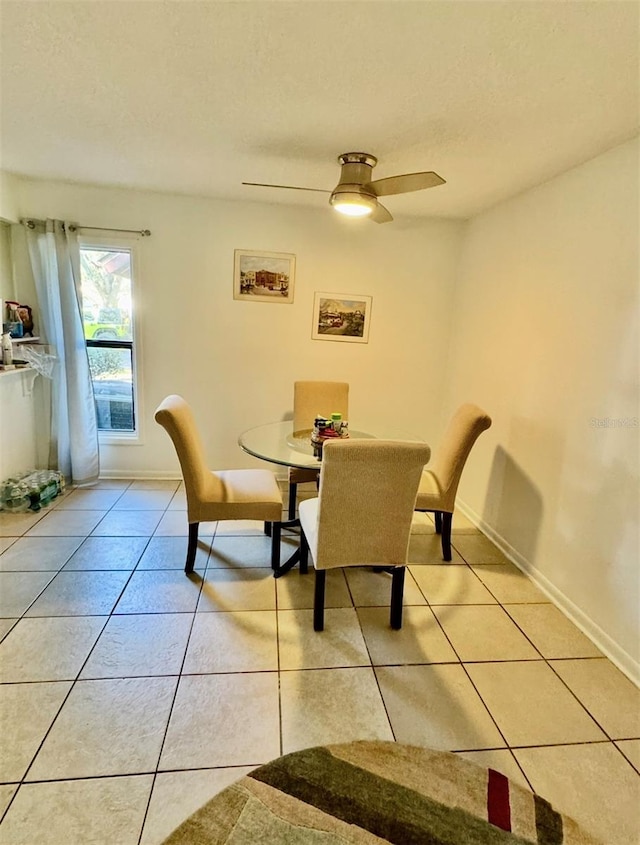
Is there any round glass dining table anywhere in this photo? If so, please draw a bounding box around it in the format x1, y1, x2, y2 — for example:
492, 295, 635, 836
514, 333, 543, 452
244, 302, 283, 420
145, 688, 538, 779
238, 420, 420, 469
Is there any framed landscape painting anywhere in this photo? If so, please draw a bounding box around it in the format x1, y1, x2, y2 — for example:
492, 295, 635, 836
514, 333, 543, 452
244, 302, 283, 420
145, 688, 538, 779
233, 249, 295, 303
312, 292, 372, 343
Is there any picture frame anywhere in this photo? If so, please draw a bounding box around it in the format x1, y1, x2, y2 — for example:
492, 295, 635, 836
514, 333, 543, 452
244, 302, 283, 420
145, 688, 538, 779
233, 249, 295, 303
311, 292, 372, 343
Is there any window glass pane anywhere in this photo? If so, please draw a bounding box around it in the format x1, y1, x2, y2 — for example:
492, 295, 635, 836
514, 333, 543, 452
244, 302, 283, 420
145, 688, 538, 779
88, 346, 134, 431
80, 249, 132, 341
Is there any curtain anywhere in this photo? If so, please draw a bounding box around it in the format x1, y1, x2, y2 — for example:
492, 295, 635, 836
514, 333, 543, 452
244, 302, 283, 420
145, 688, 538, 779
24, 219, 100, 485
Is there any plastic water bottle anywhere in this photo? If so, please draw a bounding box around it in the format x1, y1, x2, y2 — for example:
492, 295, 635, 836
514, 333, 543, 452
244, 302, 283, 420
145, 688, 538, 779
2, 332, 13, 366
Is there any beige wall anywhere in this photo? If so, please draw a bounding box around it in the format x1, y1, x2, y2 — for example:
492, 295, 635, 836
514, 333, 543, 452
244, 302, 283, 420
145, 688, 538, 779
443, 137, 639, 680
15, 177, 464, 476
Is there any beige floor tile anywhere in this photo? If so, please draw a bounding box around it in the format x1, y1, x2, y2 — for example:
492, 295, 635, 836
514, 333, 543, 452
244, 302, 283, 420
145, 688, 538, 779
276, 568, 352, 610
215, 519, 271, 536
471, 563, 549, 603
454, 748, 530, 789
467, 661, 607, 747
153, 511, 216, 536
615, 740, 640, 771
505, 604, 603, 659
81, 614, 192, 679
25, 570, 132, 616
0, 681, 72, 781
278, 608, 371, 670
92, 509, 163, 537
208, 534, 284, 569
0, 775, 153, 845
136, 536, 210, 570
129, 479, 180, 491
141, 766, 255, 845
114, 569, 202, 614
0, 537, 17, 553
0, 536, 83, 571
197, 567, 276, 612
410, 512, 435, 534
0, 619, 17, 640
551, 658, 640, 739
0, 571, 56, 617
113, 489, 174, 510
88, 479, 132, 490
27, 676, 177, 780
167, 487, 187, 510
344, 567, 427, 607
375, 664, 505, 751
54, 488, 124, 510
26, 509, 107, 537
280, 667, 393, 754
0, 616, 107, 682
0, 784, 17, 817
408, 533, 465, 564
63, 536, 149, 570
410, 564, 498, 604
183, 610, 278, 673
432, 605, 541, 662
452, 534, 510, 564
357, 605, 458, 666
0, 510, 47, 537
160, 673, 280, 769
450, 509, 481, 533
514, 743, 640, 845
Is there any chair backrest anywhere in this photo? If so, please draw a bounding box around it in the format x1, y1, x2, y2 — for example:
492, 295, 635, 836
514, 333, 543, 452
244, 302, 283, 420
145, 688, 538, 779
313, 439, 431, 569
430, 403, 492, 509
293, 381, 349, 433
154, 395, 223, 515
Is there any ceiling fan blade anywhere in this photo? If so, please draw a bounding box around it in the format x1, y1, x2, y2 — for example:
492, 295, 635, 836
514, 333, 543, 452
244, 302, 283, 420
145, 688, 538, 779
242, 182, 330, 194
370, 202, 393, 224
368, 171, 445, 197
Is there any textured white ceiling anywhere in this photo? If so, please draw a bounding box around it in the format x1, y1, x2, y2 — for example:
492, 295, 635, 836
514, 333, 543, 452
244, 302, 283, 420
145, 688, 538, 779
1, 1, 638, 219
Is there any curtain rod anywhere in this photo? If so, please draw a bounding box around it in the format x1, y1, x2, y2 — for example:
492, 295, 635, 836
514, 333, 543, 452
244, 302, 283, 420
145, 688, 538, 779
22, 219, 151, 237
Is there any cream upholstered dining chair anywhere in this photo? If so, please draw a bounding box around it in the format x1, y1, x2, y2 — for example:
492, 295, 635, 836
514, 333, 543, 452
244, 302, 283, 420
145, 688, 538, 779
154, 395, 283, 573
414, 403, 492, 561
298, 438, 430, 631
287, 380, 349, 519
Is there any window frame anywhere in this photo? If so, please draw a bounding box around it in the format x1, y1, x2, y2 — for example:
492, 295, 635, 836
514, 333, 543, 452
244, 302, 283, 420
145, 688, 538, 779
78, 234, 144, 445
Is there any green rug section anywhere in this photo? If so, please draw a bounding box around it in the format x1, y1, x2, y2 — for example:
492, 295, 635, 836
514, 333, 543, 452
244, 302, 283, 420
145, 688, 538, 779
250, 746, 534, 845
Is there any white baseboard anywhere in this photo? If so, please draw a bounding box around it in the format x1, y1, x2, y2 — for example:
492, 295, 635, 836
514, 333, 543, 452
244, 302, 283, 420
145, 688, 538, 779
457, 499, 640, 688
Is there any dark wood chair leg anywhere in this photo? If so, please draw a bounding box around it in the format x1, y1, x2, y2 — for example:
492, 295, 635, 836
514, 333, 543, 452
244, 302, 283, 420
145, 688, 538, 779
390, 567, 405, 629
441, 512, 452, 561
186, 523, 199, 573
434, 511, 442, 534
299, 529, 309, 575
313, 569, 326, 631
288, 482, 297, 520
270, 522, 281, 571
264, 521, 272, 537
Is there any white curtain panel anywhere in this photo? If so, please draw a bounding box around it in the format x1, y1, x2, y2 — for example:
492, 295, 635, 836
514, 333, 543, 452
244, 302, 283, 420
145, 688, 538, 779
24, 220, 100, 485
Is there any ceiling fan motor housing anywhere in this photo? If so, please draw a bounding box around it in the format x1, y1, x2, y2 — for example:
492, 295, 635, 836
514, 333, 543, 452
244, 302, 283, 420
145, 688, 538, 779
335, 152, 378, 195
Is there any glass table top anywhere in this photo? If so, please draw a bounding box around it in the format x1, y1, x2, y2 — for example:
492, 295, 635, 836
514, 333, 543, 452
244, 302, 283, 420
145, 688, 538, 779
238, 420, 423, 469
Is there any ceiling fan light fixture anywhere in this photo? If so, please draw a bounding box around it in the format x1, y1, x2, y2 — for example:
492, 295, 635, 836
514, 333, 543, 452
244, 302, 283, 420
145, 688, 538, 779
330, 190, 377, 217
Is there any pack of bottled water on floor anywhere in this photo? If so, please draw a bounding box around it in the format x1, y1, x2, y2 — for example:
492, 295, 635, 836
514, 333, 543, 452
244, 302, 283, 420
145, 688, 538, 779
0, 470, 65, 512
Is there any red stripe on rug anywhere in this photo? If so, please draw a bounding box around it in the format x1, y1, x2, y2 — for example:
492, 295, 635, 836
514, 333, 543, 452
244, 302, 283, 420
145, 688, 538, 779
487, 768, 512, 832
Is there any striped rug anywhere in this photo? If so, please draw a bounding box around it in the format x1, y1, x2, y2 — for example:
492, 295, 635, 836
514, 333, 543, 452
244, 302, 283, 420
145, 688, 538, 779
161, 741, 602, 844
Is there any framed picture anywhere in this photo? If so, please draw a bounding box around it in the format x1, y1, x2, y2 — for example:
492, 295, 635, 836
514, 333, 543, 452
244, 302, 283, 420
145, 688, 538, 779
233, 249, 295, 303
311, 292, 372, 343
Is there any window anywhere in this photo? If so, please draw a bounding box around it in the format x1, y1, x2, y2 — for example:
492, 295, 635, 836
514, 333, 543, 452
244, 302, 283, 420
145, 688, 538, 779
79, 243, 139, 437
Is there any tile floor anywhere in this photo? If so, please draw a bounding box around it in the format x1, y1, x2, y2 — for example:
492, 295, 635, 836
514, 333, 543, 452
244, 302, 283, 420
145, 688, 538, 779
0, 479, 638, 844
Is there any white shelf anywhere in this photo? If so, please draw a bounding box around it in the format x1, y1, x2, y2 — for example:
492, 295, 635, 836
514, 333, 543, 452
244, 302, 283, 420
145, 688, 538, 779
11, 336, 40, 344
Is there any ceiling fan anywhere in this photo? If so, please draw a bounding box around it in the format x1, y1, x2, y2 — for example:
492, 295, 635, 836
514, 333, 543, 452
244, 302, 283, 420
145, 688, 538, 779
242, 152, 445, 223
